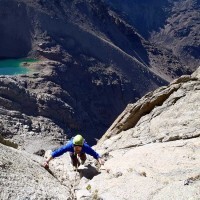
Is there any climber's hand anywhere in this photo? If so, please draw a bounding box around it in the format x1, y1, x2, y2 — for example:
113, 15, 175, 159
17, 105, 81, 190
43, 161, 49, 169
98, 158, 105, 166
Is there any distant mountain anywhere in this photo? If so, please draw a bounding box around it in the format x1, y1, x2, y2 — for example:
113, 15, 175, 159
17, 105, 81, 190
104, 0, 200, 71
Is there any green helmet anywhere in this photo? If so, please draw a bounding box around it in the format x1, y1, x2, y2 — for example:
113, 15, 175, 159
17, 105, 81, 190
73, 134, 84, 146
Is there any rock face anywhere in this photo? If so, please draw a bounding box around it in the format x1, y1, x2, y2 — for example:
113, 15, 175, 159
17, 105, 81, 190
98, 67, 200, 148
0, 140, 101, 200
0, 143, 72, 200
88, 138, 200, 200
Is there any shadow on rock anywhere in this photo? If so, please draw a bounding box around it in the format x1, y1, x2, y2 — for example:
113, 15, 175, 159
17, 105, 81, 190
78, 164, 100, 180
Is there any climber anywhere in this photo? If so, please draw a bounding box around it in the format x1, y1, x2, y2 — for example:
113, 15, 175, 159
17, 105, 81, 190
43, 134, 104, 169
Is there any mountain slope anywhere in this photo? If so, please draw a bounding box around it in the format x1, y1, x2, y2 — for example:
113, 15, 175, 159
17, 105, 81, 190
0, 0, 199, 147
105, 0, 200, 72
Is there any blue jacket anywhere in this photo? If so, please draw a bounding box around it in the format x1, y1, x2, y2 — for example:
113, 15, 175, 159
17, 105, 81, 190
51, 139, 100, 159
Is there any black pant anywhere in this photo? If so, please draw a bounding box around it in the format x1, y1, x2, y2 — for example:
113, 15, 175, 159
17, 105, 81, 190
70, 152, 86, 167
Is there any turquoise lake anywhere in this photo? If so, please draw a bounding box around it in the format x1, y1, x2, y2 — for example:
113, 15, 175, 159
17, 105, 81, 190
0, 59, 36, 75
